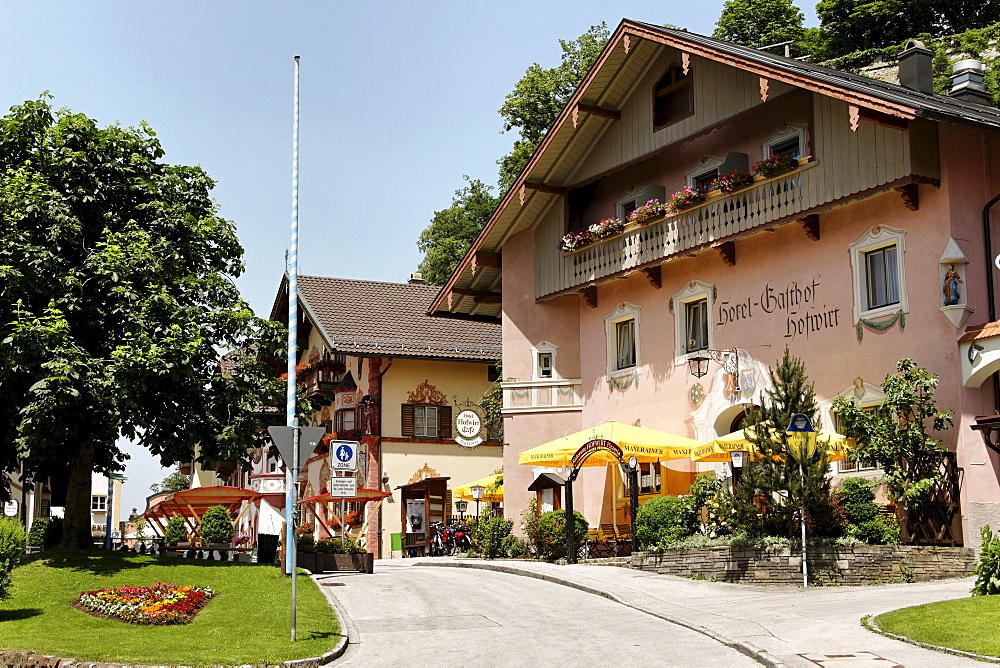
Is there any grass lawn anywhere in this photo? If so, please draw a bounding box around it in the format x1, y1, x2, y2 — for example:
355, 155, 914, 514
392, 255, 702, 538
0, 551, 340, 665
876, 595, 1000, 657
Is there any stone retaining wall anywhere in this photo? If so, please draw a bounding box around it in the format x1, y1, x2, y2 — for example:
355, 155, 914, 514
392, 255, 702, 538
631, 545, 975, 585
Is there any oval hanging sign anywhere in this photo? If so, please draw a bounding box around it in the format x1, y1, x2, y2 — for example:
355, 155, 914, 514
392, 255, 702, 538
454, 406, 487, 448
572, 439, 623, 468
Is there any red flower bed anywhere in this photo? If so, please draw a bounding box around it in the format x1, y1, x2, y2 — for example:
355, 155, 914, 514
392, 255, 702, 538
75, 582, 215, 625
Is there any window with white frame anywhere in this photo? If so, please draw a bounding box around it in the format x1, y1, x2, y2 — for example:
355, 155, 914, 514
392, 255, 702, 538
91, 495, 107, 512
686, 156, 725, 189
531, 341, 559, 380
335, 408, 356, 432
413, 405, 439, 438
762, 123, 807, 160
685, 298, 709, 353
672, 280, 715, 361
605, 303, 640, 378
849, 226, 908, 322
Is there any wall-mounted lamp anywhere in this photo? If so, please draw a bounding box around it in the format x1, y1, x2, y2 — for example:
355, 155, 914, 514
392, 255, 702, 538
687, 348, 739, 392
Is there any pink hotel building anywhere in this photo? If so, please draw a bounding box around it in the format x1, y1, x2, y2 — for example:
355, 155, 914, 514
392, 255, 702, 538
430, 20, 1000, 546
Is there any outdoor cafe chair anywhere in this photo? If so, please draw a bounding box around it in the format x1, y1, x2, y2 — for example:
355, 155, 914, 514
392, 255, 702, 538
615, 524, 633, 556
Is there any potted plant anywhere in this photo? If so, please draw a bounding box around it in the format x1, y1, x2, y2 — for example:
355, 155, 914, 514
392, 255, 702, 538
709, 169, 753, 194
626, 199, 669, 226
667, 186, 707, 212
163, 515, 189, 556
313, 536, 373, 574
752, 154, 797, 179
198, 505, 235, 559
558, 228, 594, 252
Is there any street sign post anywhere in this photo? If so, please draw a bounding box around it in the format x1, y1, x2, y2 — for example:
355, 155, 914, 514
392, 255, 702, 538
329, 476, 358, 497
785, 413, 817, 588
267, 423, 326, 642
329, 440, 359, 472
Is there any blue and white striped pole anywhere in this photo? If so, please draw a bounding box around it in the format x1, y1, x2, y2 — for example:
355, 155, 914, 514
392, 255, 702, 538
285, 55, 301, 596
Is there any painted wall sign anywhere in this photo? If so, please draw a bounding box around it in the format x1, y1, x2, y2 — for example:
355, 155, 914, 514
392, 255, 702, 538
572, 439, 623, 468
716, 277, 842, 340
454, 406, 487, 448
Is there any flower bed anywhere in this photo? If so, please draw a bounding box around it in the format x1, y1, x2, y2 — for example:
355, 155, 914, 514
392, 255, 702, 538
75, 582, 215, 625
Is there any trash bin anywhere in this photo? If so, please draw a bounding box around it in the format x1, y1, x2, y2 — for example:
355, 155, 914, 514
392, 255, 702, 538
257, 533, 279, 565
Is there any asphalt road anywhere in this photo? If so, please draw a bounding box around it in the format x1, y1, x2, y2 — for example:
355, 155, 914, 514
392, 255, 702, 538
319, 559, 758, 667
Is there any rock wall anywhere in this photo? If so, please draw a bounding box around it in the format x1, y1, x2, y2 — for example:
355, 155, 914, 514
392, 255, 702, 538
631, 545, 975, 585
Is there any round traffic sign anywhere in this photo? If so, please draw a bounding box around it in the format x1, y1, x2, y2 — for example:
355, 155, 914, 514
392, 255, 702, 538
335, 444, 354, 463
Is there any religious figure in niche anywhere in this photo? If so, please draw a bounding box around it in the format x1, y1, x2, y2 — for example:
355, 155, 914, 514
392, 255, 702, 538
943, 264, 963, 306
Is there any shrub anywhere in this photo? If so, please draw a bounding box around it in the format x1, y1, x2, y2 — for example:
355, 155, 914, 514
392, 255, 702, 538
26, 517, 49, 547
974, 524, 1000, 596
536, 510, 588, 561
198, 505, 235, 544
520, 499, 541, 555
296, 533, 316, 553
0, 518, 25, 600
503, 535, 531, 559
474, 516, 514, 560
835, 478, 898, 544
163, 515, 188, 546
635, 495, 695, 548
315, 536, 365, 554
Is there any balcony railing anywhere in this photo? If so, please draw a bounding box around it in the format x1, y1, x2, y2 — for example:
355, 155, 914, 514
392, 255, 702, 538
502, 379, 583, 414
540, 162, 817, 297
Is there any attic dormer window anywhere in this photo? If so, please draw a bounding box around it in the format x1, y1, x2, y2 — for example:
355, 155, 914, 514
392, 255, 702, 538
653, 65, 693, 130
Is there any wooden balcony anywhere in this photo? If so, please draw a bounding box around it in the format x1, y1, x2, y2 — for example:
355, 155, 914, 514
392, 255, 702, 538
538, 162, 819, 297
502, 379, 583, 414
302, 368, 341, 405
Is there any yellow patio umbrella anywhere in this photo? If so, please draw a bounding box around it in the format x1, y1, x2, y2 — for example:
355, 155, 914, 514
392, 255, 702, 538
453, 472, 503, 503
691, 423, 854, 463
518, 421, 701, 468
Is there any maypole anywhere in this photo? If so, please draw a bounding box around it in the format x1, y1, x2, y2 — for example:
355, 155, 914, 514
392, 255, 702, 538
286, 54, 301, 640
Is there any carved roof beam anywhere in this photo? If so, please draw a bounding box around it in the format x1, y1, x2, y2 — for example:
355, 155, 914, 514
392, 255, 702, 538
519, 181, 567, 206
472, 251, 502, 274
573, 103, 621, 128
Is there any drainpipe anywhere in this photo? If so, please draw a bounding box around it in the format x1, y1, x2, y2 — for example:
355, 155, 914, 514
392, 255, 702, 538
984, 192, 1000, 411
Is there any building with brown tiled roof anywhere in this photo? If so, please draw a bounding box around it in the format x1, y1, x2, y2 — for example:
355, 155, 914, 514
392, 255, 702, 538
250, 273, 503, 559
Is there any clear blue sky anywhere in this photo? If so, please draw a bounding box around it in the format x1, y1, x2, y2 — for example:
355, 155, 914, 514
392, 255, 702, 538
2, 2, 819, 514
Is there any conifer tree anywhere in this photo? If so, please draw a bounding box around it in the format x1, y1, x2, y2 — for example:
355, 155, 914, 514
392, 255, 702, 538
734, 347, 841, 537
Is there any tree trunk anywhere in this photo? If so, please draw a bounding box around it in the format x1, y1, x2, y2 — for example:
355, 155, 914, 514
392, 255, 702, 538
60, 440, 97, 550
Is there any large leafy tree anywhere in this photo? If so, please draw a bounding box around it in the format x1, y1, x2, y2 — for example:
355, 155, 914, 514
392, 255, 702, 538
0, 97, 286, 549
416, 24, 609, 285
734, 347, 841, 538
713, 0, 805, 51
416, 177, 498, 286
497, 23, 609, 192
816, 0, 940, 57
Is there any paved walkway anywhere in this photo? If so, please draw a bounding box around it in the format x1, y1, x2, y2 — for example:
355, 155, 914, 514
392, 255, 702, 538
414, 558, 982, 667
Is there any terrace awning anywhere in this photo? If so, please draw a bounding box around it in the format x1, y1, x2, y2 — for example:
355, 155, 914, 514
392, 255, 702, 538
453, 473, 503, 503
142, 486, 261, 539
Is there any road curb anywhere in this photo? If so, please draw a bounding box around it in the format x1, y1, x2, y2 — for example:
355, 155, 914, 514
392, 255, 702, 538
309, 574, 352, 665
863, 612, 1000, 664
416, 560, 784, 667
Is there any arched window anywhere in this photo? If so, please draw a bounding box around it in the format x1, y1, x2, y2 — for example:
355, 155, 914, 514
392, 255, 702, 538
653, 65, 693, 130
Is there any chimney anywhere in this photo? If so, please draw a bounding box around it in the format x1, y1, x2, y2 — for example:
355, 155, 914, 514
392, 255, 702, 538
950, 59, 993, 106
408, 272, 425, 285
898, 39, 934, 94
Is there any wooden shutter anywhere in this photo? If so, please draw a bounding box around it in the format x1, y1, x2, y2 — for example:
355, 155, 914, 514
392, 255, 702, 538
401, 404, 415, 437
438, 405, 452, 439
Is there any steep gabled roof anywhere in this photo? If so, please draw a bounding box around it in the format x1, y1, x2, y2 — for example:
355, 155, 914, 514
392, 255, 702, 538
287, 275, 500, 361
430, 19, 1000, 320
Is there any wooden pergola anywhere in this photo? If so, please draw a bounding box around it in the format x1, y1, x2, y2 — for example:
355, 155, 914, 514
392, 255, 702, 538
143, 486, 261, 541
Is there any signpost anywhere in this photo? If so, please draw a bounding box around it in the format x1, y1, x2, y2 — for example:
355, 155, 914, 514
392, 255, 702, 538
329, 440, 359, 472
105, 474, 126, 550
267, 424, 325, 642
785, 413, 817, 588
